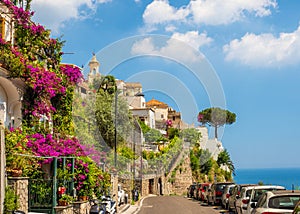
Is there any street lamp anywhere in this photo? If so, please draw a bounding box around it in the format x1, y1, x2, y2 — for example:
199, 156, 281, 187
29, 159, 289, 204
114, 85, 118, 168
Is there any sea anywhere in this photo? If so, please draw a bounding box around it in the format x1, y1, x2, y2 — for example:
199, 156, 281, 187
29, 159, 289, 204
234, 168, 300, 190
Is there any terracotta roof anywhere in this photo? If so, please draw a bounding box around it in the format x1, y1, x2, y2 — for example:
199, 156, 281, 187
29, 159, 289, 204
146, 98, 168, 109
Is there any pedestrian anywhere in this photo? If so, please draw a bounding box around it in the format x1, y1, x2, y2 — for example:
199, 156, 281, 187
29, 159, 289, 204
134, 188, 139, 201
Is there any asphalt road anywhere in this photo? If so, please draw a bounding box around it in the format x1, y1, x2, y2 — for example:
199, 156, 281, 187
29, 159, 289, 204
138, 196, 228, 214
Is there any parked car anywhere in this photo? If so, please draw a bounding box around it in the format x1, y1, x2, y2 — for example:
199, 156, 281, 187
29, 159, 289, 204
251, 190, 300, 214
196, 183, 211, 201
228, 184, 256, 213
245, 185, 286, 214
235, 185, 259, 214
221, 184, 235, 209
207, 182, 235, 206
187, 184, 197, 198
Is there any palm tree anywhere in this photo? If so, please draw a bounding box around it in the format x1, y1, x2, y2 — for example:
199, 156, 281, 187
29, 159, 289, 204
217, 149, 235, 175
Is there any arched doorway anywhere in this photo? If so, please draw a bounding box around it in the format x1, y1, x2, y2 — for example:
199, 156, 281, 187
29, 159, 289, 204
0, 76, 22, 128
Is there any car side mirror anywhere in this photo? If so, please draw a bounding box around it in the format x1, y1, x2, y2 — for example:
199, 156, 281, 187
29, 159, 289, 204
250, 202, 256, 208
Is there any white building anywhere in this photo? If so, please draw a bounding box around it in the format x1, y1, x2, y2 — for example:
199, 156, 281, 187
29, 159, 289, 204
196, 126, 224, 160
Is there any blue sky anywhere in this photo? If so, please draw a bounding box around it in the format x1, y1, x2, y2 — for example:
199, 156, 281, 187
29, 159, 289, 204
30, 0, 300, 169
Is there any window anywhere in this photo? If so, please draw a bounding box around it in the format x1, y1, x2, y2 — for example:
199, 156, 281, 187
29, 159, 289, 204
161, 114, 163, 118
256, 193, 267, 208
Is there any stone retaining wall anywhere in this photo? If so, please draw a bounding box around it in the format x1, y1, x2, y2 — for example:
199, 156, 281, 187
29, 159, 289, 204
165, 155, 193, 196
8, 177, 28, 213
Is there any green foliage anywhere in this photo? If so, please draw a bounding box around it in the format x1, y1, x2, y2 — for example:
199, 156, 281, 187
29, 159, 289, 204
258, 181, 264, 185
73, 93, 99, 146
167, 128, 179, 140
144, 128, 162, 143
59, 194, 73, 203
52, 87, 75, 135
139, 120, 151, 134
118, 145, 136, 160
180, 128, 201, 145
5, 128, 36, 175
200, 150, 213, 175
189, 142, 233, 182
143, 136, 183, 175
198, 107, 236, 138
99, 75, 116, 94
95, 75, 133, 148
217, 149, 235, 175
4, 186, 19, 214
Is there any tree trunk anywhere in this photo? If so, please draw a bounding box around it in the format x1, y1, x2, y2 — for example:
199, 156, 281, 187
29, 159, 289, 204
214, 125, 218, 139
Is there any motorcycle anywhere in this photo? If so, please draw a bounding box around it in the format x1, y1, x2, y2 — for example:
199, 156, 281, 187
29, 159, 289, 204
89, 199, 106, 214
102, 195, 116, 214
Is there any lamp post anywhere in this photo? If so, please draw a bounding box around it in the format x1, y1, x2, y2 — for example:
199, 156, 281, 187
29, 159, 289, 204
114, 85, 117, 168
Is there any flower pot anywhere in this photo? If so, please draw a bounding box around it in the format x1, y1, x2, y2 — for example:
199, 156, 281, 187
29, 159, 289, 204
79, 195, 88, 201
58, 200, 68, 206
10, 169, 23, 177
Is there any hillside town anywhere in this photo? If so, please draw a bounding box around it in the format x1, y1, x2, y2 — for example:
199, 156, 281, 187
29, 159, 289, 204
0, 1, 234, 214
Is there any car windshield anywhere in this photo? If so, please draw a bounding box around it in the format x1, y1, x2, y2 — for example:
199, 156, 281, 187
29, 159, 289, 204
216, 185, 226, 191
268, 196, 300, 209
253, 189, 282, 202
246, 189, 252, 198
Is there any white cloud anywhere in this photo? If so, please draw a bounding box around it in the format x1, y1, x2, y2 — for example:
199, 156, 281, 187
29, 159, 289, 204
31, 0, 111, 33
171, 31, 213, 50
189, 0, 277, 25
131, 31, 212, 62
165, 25, 177, 32
142, 0, 277, 29
223, 26, 300, 67
143, 0, 189, 25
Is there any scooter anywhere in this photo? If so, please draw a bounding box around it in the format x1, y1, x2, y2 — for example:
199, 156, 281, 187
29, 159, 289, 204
89, 198, 106, 214
102, 195, 116, 214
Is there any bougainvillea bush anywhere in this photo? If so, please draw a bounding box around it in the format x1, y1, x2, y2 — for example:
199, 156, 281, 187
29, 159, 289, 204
2, 0, 110, 196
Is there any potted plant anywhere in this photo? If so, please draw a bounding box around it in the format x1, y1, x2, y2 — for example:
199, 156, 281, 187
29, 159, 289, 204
6, 155, 28, 177
78, 187, 90, 201
58, 194, 73, 206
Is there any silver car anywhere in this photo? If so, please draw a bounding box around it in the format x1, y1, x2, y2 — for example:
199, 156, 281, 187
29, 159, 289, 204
251, 190, 300, 214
